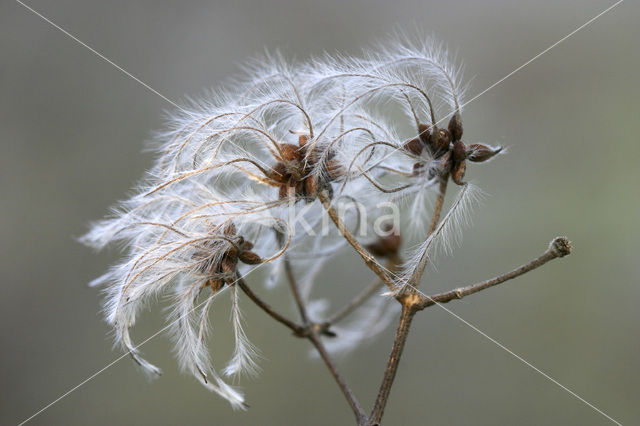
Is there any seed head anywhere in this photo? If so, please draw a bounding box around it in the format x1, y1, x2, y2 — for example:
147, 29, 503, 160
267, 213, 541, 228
81, 33, 504, 408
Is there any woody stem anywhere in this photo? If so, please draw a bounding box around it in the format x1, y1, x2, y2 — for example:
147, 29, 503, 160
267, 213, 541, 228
428, 178, 448, 237
318, 190, 395, 290
284, 256, 309, 324
283, 256, 367, 424
368, 303, 417, 425
237, 277, 303, 335
367, 237, 572, 425
417, 237, 572, 309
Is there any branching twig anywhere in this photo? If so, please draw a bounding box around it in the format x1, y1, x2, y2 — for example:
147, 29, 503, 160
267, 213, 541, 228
366, 236, 572, 425
237, 277, 304, 335
284, 256, 309, 324
427, 178, 448, 236
308, 331, 368, 425
418, 236, 573, 309
282, 254, 367, 424
368, 305, 416, 425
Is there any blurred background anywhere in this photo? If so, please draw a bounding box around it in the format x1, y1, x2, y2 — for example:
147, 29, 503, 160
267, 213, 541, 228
1, 0, 638, 424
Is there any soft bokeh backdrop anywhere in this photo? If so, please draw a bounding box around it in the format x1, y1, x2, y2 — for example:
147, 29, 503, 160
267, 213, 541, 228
1, 0, 638, 425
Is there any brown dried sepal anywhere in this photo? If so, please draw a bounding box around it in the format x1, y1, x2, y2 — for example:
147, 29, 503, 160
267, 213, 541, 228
466, 144, 503, 163
271, 135, 344, 200
432, 128, 451, 153
448, 112, 463, 142
451, 141, 467, 185
220, 256, 238, 275
452, 141, 467, 164
407, 123, 452, 158
196, 224, 263, 288
418, 123, 432, 146
451, 159, 466, 185
205, 279, 225, 292
404, 138, 423, 156
268, 162, 289, 184
279, 144, 302, 162
366, 223, 401, 258
238, 250, 262, 265
304, 177, 317, 198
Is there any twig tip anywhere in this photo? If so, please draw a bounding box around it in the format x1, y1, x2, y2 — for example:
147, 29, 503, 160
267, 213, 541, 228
550, 236, 572, 257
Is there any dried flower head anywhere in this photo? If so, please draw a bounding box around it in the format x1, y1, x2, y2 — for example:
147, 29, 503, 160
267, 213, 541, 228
82, 33, 503, 409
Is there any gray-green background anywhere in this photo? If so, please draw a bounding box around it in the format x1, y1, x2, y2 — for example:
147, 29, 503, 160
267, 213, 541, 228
1, 1, 638, 425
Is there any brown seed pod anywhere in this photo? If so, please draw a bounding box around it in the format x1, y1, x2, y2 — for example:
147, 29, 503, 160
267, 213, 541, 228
366, 240, 391, 257
367, 223, 401, 257
269, 162, 289, 183
298, 134, 308, 147
467, 144, 503, 162
381, 232, 401, 254
207, 279, 224, 292
220, 256, 238, 275
279, 143, 302, 161
404, 138, 423, 156
452, 140, 467, 164
304, 176, 317, 197
418, 123, 432, 146
278, 184, 289, 199
451, 159, 467, 185
240, 240, 254, 251
448, 112, 463, 142
238, 251, 262, 265
431, 128, 451, 154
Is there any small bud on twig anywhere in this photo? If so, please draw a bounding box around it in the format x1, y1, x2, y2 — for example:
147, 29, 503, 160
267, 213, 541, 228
549, 236, 572, 257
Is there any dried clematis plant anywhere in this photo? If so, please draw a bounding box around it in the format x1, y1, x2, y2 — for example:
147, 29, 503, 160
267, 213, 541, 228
82, 34, 571, 425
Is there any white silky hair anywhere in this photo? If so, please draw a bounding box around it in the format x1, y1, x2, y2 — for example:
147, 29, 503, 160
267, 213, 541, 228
168, 280, 246, 410
394, 183, 485, 291
81, 33, 482, 408
224, 285, 261, 378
